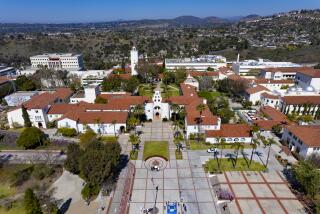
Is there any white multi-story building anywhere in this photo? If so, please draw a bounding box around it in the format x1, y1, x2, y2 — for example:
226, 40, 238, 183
165, 55, 227, 71
30, 53, 84, 71
130, 47, 138, 75
295, 69, 320, 91
232, 58, 301, 76
282, 125, 320, 159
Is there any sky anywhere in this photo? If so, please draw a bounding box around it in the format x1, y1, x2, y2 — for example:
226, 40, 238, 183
1, 0, 319, 23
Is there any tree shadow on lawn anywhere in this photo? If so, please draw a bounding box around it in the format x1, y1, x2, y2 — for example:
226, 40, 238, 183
225, 153, 236, 167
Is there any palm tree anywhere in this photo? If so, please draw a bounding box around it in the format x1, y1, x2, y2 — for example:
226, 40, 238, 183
133, 104, 145, 120
170, 103, 181, 121
129, 134, 140, 151
266, 139, 276, 167
127, 117, 139, 132
249, 139, 260, 166
196, 104, 206, 142
231, 142, 244, 168
111, 120, 117, 137
173, 132, 184, 153
217, 138, 226, 164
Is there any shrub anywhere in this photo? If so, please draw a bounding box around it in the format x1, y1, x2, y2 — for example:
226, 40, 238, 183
64, 144, 83, 174
47, 121, 56, 128
12, 166, 34, 186
32, 164, 54, 180
81, 183, 100, 201
79, 129, 97, 149
17, 127, 46, 149
58, 127, 77, 137
162, 118, 168, 122
24, 188, 42, 214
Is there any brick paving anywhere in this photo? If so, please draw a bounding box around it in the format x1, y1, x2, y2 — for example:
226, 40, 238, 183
213, 171, 305, 214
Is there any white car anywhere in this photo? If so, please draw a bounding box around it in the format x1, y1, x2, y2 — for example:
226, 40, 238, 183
207, 148, 218, 153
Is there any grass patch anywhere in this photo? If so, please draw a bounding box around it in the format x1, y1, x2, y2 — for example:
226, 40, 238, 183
175, 151, 183, 160
0, 200, 25, 214
204, 158, 265, 173
161, 84, 180, 98
187, 140, 252, 150
143, 141, 169, 160
198, 91, 223, 101
130, 150, 138, 160
0, 184, 16, 199
139, 84, 154, 98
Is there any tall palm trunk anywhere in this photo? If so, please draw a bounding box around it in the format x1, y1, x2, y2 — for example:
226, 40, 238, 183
266, 145, 271, 167
249, 147, 255, 166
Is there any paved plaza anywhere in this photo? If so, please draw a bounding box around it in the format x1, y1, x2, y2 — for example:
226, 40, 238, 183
115, 121, 305, 214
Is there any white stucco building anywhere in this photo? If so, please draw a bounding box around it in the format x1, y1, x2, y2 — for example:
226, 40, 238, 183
165, 55, 227, 71
70, 84, 100, 104
206, 124, 252, 144
145, 91, 170, 120
232, 58, 301, 76
30, 53, 84, 71
282, 125, 320, 159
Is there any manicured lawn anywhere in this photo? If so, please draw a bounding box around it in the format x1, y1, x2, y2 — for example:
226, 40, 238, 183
204, 158, 265, 173
143, 141, 169, 160
161, 84, 180, 98
187, 140, 252, 150
139, 84, 154, 98
198, 91, 223, 101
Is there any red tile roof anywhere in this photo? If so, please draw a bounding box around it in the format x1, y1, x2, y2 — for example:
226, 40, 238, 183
260, 106, 288, 122
188, 71, 219, 77
206, 124, 252, 138
261, 92, 279, 100
54, 88, 73, 100
285, 125, 320, 147
254, 79, 294, 84
185, 104, 218, 125
61, 110, 128, 124
297, 69, 320, 78
262, 67, 314, 73
246, 85, 269, 95
282, 96, 320, 105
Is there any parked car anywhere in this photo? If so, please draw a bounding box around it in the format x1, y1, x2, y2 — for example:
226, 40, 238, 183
207, 148, 218, 153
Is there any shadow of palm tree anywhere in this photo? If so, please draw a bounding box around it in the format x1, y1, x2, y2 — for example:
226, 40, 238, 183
225, 153, 236, 167
241, 151, 250, 167
255, 150, 266, 166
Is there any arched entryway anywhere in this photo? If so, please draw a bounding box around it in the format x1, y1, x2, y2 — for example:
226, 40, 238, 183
120, 126, 125, 133
38, 122, 43, 128
154, 106, 161, 120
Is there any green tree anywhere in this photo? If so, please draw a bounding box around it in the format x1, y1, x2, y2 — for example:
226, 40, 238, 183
249, 139, 260, 166
94, 96, 108, 104
17, 127, 46, 149
15, 75, 38, 91
170, 103, 181, 121
22, 105, 31, 127
271, 124, 282, 135
127, 116, 139, 131
124, 76, 140, 93
173, 132, 184, 153
79, 141, 121, 186
218, 138, 226, 165
133, 104, 145, 121
292, 160, 320, 199
24, 188, 42, 214
101, 75, 122, 91
79, 129, 97, 149
129, 134, 140, 151
64, 144, 83, 174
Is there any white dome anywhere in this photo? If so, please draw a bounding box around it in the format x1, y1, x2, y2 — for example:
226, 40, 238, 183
288, 87, 297, 92
305, 86, 315, 92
